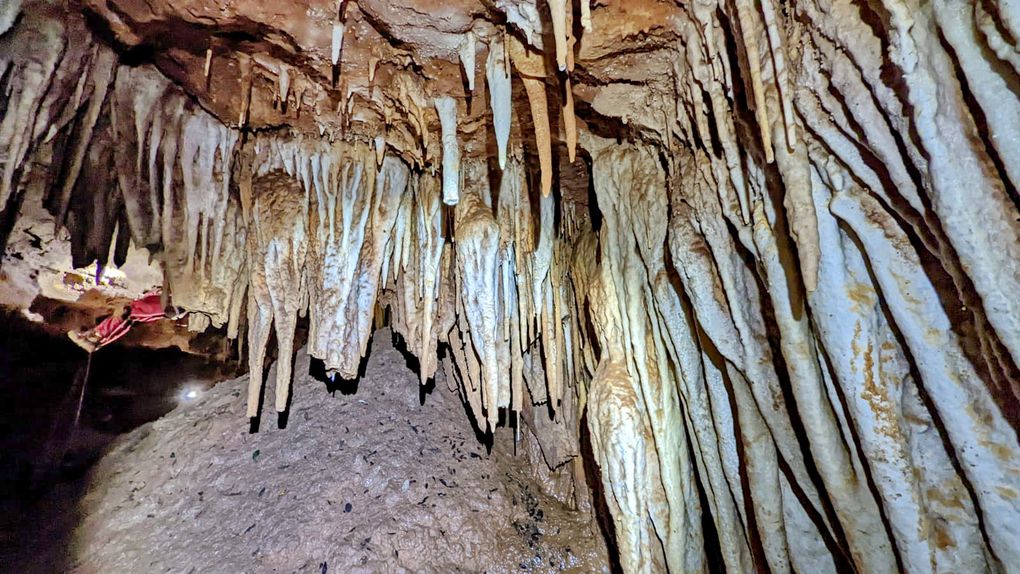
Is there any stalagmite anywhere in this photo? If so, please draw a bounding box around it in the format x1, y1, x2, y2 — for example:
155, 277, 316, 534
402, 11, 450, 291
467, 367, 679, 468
486, 38, 512, 170
433, 96, 461, 206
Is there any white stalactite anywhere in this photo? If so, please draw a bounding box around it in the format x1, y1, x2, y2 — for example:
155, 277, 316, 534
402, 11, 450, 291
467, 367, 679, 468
459, 31, 476, 92
278, 65, 291, 109
579, 0, 592, 32
331, 21, 345, 65
0, 0, 21, 36
486, 38, 512, 170
433, 96, 461, 206
548, 0, 568, 71
203, 47, 212, 81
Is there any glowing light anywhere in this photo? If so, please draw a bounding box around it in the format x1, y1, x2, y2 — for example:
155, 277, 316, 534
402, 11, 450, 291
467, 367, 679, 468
178, 384, 204, 405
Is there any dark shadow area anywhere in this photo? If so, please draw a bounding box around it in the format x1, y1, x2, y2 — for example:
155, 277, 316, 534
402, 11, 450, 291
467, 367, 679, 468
309, 355, 363, 396
0, 311, 234, 573
387, 330, 437, 406
437, 343, 496, 455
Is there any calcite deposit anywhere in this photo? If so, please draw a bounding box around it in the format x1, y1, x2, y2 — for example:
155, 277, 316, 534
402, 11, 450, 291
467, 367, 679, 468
2, 0, 1019, 571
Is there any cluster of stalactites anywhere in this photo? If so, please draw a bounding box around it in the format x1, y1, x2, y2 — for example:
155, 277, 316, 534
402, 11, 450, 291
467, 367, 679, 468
426, 16, 580, 209
241, 137, 401, 416
237, 138, 592, 442
0, 12, 247, 333
575, 0, 1020, 571
0, 7, 590, 441
439, 156, 591, 434
571, 132, 1020, 574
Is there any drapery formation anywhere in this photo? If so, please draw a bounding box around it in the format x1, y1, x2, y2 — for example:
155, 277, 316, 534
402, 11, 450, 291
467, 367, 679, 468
2, 1, 1019, 572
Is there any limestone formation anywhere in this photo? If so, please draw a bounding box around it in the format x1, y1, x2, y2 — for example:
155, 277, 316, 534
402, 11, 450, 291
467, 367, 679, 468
2, 0, 1019, 571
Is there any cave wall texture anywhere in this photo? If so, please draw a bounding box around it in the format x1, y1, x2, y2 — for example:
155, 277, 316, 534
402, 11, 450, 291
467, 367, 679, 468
2, 0, 1020, 571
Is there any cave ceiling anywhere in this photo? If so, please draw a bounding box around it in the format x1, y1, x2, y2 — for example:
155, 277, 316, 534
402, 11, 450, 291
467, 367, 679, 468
80, 0, 678, 182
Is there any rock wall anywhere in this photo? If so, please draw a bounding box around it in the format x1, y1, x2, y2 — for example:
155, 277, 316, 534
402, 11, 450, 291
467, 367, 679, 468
2, 0, 1019, 572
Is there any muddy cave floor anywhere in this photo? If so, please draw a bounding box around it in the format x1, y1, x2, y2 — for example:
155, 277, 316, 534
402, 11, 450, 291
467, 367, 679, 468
0, 327, 609, 573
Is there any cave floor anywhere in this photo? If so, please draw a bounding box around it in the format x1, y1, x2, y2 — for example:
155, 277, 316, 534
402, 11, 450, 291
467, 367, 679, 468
0, 317, 234, 573
55, 330, 608, 573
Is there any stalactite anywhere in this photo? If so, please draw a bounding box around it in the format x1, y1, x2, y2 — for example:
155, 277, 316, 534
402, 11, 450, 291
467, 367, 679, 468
0, 0, 21, 36
532, 191, 558, 405
508, 35, 553, 197
548, 0, 568, 71
331, 21, 345, 66
587, 359, 662, 572
387, 174, 445, 384
580, 1, 592, 33
581, 138, 707, 573
831, 186, 1020, 566
246, 170, 308, 416
0, 15, 64, 210
369, 57, 379, 83
732, 0, 773, 163
374, 134, 385, 168
239, 53, 252, 127
203, 47, 213, 82
278, 65, 291, 111
454, 190, 505, 432
459, 31, 476, 92
486, 37, 512, 170
433, 96, 461, 206
758, 0, 795, 149
54, 47, 118, 226
563, 77, 576, 163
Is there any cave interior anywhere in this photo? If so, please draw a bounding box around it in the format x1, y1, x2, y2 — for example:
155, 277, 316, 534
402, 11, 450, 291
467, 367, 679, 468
1, 0, 1020, 572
